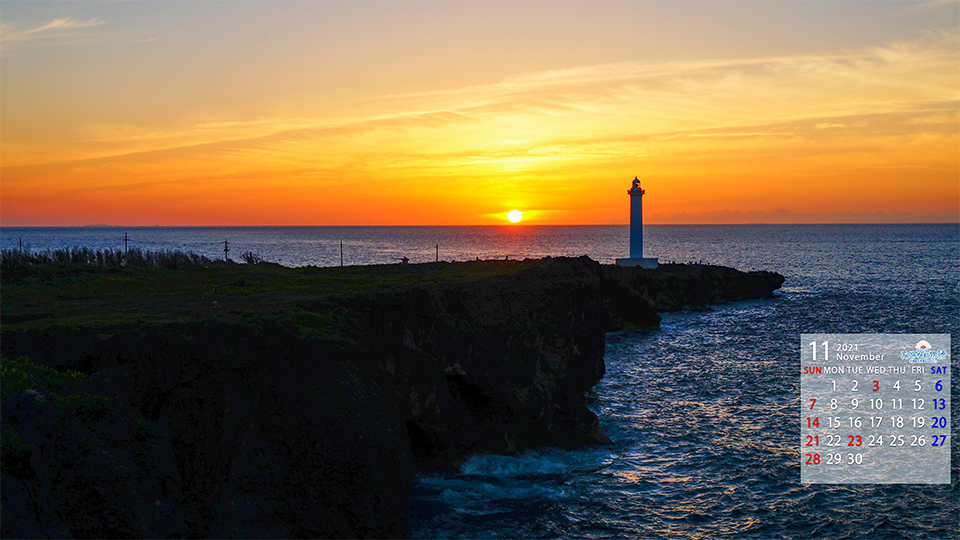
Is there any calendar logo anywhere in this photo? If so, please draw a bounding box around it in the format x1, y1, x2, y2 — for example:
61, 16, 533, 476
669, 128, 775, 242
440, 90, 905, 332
900, 340, 946, 362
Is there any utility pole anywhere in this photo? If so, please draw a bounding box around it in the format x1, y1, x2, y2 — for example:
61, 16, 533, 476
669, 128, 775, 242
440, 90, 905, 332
436, 243, 439, 262
340, 241, 344, 267
223, 239, 230, 261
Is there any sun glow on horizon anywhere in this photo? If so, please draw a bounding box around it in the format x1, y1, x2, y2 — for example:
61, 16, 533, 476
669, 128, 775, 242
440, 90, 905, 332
507, 210, 523, 223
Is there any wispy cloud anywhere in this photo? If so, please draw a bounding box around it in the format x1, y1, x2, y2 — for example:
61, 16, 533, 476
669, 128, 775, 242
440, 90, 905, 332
1, 16, 105, 51
70, 27, 957, 164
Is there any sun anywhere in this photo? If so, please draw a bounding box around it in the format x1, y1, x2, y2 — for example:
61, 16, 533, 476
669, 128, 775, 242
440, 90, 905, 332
507, 210, 523, 223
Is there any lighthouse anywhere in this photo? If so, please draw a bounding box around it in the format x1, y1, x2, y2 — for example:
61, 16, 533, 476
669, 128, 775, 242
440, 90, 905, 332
615, 176, 659, 268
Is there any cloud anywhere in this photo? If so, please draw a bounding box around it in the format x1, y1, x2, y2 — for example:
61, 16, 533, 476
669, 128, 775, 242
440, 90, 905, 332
905, 110, 959, 125
1, 16, 105, 50
8, 27, 958, 201
26, 17, 103, 34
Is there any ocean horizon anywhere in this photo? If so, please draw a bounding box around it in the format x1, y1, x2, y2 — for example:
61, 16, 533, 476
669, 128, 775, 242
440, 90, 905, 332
3, 223, 957, 270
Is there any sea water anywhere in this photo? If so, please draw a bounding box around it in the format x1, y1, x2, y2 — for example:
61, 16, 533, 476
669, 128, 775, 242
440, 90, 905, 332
409, 224, 960, 539
2, 224, 958, 538
0, 225, 632, 268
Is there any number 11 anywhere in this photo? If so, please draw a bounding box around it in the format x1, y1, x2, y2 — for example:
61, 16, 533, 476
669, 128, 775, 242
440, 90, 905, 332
810, 341, 828, 361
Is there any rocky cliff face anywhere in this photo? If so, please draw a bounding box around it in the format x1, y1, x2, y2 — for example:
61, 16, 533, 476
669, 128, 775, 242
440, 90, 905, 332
601, 262, 786, 330
1, 257, 783, 538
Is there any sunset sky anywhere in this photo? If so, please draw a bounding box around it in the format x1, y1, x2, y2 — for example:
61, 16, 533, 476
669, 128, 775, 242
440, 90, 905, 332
2, 1, 958, 226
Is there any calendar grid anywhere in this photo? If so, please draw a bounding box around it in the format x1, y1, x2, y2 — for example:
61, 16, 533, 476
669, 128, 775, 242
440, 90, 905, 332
800, 334, 950, 484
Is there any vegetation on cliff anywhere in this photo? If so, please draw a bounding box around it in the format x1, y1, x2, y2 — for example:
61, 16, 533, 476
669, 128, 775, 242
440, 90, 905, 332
1, 249, 545, 328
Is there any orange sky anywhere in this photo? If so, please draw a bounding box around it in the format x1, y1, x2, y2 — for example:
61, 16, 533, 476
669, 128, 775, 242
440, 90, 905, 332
2, 1, 958, 226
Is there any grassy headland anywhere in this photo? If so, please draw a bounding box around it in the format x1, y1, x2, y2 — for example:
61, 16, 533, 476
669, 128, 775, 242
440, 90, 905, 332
1, 248, 546, 330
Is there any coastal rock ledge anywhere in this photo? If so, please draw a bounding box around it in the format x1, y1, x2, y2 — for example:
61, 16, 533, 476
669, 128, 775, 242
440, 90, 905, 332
1, 256, 783, 538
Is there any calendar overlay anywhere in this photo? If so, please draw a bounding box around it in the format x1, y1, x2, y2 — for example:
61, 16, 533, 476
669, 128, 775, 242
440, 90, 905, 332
801, 334, 950, 484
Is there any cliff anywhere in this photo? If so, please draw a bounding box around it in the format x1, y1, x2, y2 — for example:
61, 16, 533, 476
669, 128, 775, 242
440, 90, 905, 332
602, 262, 788, 329
1, 256, 783, 538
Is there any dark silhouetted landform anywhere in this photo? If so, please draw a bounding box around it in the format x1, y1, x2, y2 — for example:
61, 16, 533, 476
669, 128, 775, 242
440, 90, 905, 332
1, 254, 783, 538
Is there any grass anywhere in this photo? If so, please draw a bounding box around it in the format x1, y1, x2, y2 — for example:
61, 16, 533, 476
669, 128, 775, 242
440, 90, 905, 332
1, 356, 87, 401
1, 248, 550, 330
1, 246, 212, 268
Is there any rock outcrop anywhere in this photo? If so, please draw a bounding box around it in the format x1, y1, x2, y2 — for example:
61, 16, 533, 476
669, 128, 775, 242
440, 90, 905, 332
1, 257, 783, 538
601, 262, 786, 330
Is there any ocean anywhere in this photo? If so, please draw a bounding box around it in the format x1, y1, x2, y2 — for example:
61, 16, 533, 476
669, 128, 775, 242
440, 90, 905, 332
0, 225, 633, 268
2, 224, 958, 538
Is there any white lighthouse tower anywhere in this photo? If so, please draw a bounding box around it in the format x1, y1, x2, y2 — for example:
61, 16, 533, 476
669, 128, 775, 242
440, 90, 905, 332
616, 176, 658, 268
